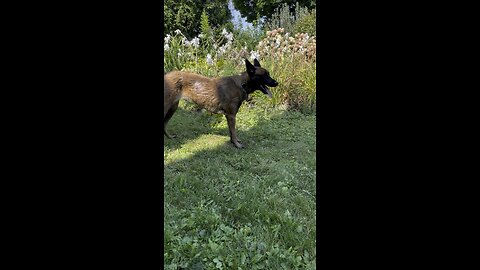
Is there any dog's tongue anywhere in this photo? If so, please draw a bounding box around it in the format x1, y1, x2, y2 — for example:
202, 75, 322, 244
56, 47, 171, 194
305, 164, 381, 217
261, 85, 272, 98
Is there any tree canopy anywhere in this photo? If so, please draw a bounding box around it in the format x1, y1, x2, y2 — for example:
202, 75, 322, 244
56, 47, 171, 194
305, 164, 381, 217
164, 0, 233, 38
232, 0, 315, 23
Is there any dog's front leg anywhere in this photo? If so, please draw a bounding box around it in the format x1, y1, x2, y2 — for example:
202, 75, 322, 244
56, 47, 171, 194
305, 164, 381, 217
225, 113, 244, 148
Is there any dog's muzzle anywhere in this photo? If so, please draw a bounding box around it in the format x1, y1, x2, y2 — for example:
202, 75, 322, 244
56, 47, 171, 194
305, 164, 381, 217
260, 85, 273, 98
260, 80, 278, 98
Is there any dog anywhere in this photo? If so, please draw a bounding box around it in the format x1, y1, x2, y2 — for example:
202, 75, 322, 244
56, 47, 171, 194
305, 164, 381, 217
164, 59, 278, 148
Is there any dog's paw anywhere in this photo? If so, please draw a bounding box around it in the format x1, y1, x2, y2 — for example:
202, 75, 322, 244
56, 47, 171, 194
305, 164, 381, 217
231, 141, 244, 149
165, 133, 177, 139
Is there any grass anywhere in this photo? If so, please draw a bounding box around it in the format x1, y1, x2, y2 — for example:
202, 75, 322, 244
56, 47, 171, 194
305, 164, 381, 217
164, 101, 316, 269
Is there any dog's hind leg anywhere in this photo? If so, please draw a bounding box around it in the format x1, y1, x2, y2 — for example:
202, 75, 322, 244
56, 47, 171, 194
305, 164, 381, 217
225, 113, 244, 148
164, 101, 179, 139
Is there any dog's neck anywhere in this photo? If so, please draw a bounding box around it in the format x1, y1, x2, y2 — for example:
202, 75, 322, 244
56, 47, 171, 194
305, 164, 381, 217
241, 82, 251, 93
233, 72, 252, 101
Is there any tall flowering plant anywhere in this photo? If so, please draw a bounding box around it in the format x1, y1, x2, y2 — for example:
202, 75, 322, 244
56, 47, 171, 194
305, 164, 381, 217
164, 28, 259, 76
164, 30, 202, 72
256, 28, 316, 62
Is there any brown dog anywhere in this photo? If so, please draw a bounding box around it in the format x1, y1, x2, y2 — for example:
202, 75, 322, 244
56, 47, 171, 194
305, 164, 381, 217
164, 59, 278, 148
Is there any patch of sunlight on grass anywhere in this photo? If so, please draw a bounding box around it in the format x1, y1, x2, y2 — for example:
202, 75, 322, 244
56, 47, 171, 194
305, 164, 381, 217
164, 134, 228, 165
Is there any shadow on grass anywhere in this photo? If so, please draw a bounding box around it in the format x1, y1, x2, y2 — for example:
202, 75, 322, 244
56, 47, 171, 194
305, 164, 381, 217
163, 107, 235, 150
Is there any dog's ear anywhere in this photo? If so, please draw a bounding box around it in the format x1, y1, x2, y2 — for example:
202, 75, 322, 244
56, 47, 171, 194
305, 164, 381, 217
253, 58, 261, 67
245, 59, 255, 75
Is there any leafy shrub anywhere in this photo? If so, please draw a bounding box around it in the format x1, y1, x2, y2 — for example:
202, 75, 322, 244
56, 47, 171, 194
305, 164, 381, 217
255, 28, 316, 112
294, 9, 316, 36
264, 2, 316, 36
164, 0, 233, 39
233, 26, 265, 52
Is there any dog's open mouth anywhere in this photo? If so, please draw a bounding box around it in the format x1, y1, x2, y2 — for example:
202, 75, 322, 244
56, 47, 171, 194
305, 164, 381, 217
260, 84, 273, 98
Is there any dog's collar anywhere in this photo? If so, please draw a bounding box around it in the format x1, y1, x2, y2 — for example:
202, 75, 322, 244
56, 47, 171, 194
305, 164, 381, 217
241, 83, 249, 92
241, 83, 250, 100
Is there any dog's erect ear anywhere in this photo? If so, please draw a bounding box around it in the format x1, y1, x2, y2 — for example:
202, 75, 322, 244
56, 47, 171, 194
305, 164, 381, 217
245, 59, 255, 75
253, 58, 261, 67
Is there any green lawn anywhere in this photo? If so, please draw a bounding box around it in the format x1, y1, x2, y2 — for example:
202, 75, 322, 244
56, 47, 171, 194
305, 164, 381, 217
164, 100, 316, 269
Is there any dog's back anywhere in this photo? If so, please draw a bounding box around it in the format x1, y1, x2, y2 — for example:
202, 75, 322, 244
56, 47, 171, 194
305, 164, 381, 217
164, 71, 227, 113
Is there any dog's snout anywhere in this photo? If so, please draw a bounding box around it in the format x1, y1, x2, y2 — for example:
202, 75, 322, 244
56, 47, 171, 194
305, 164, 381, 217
269, 80, 278, 87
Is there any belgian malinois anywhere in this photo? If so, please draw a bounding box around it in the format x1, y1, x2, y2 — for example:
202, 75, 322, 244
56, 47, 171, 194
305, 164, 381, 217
164, 59, 278, 148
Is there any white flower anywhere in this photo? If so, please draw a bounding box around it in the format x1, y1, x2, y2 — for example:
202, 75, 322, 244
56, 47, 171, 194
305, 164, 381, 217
164, 34, 171, 44
198, 34, 204, 38
206, 54, 214, 65
223, 41, 231, 50
182, 38, 190, 47
190, 37, 200, 48
218, 45, 226, 57
174, 29, 181, 35
303, 33, 310, 42
164, 44, 170, 51
178, 52, 182, 57
226, 32, 233, 42
250, 50, 260, 60
221, 28, 228, 36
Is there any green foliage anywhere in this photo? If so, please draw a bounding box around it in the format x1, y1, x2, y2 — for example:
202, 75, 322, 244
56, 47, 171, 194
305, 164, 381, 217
293, 8, 316, 36
264, 2, 316, 36
200, 10, 212, 41
233, 26, 265, 52
163, 31, 196, 72
232, 0, 315, 23
263, 3, 296, 34
164, 0, 233, 38
252, 56, 316, 113
164, 27, 246, 75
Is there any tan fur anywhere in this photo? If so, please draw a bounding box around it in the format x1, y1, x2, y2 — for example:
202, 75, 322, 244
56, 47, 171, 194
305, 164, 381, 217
164, 59, 278, 148
164, 71, 246, 115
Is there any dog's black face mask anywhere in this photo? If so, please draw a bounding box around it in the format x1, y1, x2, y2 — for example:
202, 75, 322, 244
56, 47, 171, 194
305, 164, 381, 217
245, 59, 279, 98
